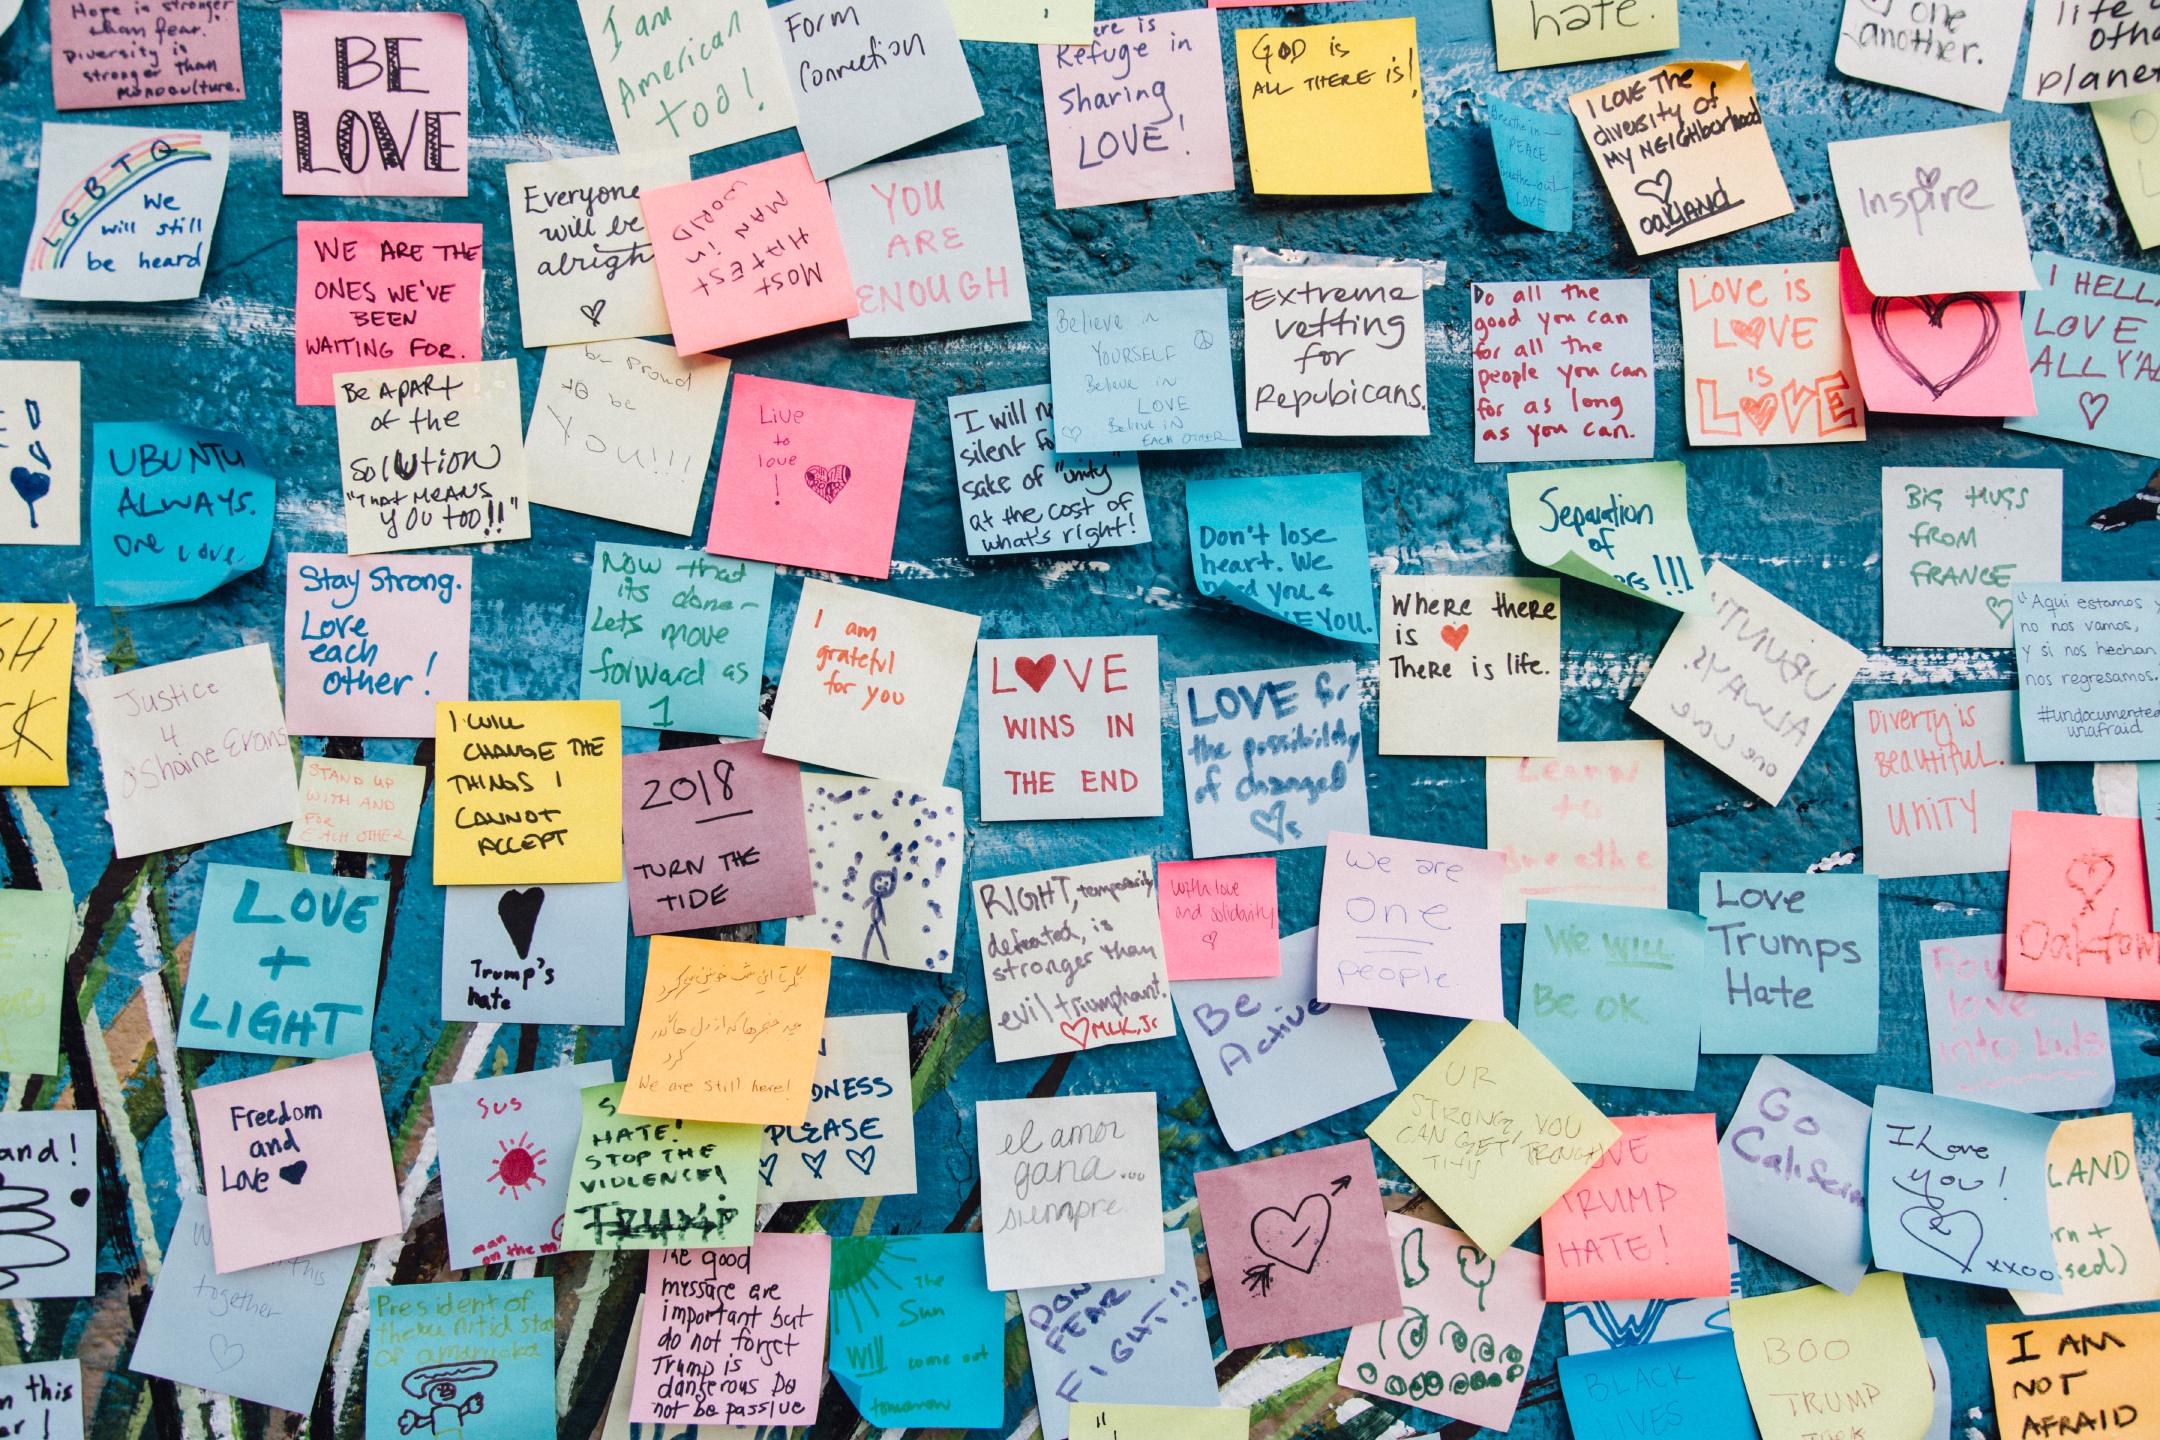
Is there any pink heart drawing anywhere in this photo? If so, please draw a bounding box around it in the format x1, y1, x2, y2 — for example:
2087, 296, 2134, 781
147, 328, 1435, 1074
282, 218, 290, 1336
805, 463, 851, 503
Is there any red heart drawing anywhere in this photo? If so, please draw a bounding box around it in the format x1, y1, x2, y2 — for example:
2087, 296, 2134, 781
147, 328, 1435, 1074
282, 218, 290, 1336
804, 463, 851, 503
2079, 392, 2111, 429
1728, 317, 1767, 348
1013, 654, 1056, 692
1440, 623, 1469, 650
1737, 394, 1779, 434
1057, 1017, 1092, 1049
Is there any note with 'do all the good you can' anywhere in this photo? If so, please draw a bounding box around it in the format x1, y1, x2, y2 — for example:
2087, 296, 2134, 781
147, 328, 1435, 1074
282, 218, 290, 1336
432, 700, 622, 886
1472, 279, 1652, 461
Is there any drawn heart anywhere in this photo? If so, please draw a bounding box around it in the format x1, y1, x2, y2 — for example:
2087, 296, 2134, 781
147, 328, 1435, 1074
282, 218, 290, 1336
1914, 165, 1942, 192
1250, 1193, 1332, 1274
1632, 169, 1675, 207
1058, 1017, 1093, 1050
1439, 623, 1469, 651
1985, 594, 2016, 629
758, 1152, 779, 1186
2066, 852, 2117, 912
1737, 394, 1780, 434
579, 298, 606, 327
1898, 1203, 1982, 1273
2079, 391, 2111, 429
804, 463, 851, 504
801, 1149, 829, 1179
496, 887, 546, 962
1013, 654, 1057, 692
1248, 800, 1293, 846
846, 1146, 877, 1175
7, 466, 51, 527
278, 1160, 308, 1186
67, 1188, 89, 1208
1870, 293, 2002, 400
1727, 317, 1768, 348
208, 1334, 245, 1373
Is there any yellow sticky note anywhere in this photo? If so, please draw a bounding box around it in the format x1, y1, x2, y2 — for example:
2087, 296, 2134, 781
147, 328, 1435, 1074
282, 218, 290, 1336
1367, 1019, 1618, 1256
1991, 1311, 2160, 1438
1234, 19, 1432, 196
1492, 0, 1677, 72
948, 0, 1095, 44
0, 603, 73, 786
1071, 1404, 1250, 1440
620, 938, 832, 1125
1731, 1272, 1934, 1440
2014, 1112, 2160, 1315
2094, 96, 2160, 250
432, 701, 622, 885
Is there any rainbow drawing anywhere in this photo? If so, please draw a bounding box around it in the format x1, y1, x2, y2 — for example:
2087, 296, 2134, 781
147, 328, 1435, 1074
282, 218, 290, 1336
26, 131, 217, 274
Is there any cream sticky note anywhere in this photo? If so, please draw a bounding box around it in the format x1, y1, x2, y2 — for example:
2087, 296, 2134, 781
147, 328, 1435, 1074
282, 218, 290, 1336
978, 1091, 1163, 1290
620, 938, 830, 1125
1678, 261, 1866, 445
0, 603, 72, 786
334, 360, 529, 554
564, 1081, 757, 1250
21, 124, 229, 302
975, 856, 1171, 1059
1493, 0, 1676, 72
1828, 122, 2037, 296
1731, 1272, 1934, 1440
2095, 95, 2160, 249
576, 0, 795, 156
1244, 263, 1430, 436
977, 637, 1163, 821
0, 361, 81, 546
1316, 831, 1505, 1019
758, 1011, 918, 1204
1234, 18, 1430, 196
280, 9, 466, 197
1571, 62, 1793, 254
2026, 3, 2160, 101
1833, 0, 2025, 110
1379, 575, 1559, 756
2012, 1112, 2160, 1315
507, 152, 686, 348
527, 343, 729, 536
1072, 1405, 1247, 1440
951, 0, 1094, 41
786, 776, 966, 972
1487, 742, 1669, 923
432, 700, 623, 885
1508, 461, 1707, 611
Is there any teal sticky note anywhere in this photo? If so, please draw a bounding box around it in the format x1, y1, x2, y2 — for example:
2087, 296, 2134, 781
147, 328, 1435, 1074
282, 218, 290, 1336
1520, 901, 1705, 1091
179, 863, 388, 1059
1048, 289, 1241, 453
2009, 253, 2160, 458
2141, 762, 2160, 907
1699, 873, 1880, 1055
364, 1279, 555, 1440
1490, 99, 1577, 233
1866, 1086, 2061, 1292
829, 1234, 1003, 1429
2011, 582, 2160, 761
947, 384, 1147, 557
581, 542, 774, 736
1559, 1335, 1760, 1440
1186, 472, 1377, 643
90, 421, 274, 608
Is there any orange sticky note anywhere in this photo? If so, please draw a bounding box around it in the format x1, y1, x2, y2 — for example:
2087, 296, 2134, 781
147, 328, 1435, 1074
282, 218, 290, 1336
620, 938, 832, 1125
2006, 810, 2160, 1000
1989, 1311, 2160, 1439
1541, 1113, 1730, 1301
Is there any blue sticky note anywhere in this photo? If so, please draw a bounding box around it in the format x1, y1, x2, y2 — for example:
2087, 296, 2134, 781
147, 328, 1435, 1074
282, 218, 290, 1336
1185, 472, 1377, 643
1176, 663, 1369, 858
1559, 1335, 1760, 1440
2141, 762, 2160, 908
439, 880, 628, 1027
2011, 582, 2160, 761
1866, 1086, 2061, 1292
948, 385, 1148, 557
2009, 253, 2160, 458
1018, 1230, 1217, 1440
179, 863, 388, 1059
364, 1279, 555, 1440
1048, 289, 1241, 453
830, 1234, 1004, 1429
1699, 873, 1879, 1055
581, 542, 774, 737
1490, 99, 1577, 234
1521, 901, 1706, 1092
90, 421, 274, 608
433, 1060, 613, 1270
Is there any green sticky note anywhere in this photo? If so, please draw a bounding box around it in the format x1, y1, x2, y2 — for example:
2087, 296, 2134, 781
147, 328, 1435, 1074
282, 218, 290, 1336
1508, 461, 1708, 613
1491, 0, 1678, 73
0, 891, 70, 1076
562, 1082, 757, 1251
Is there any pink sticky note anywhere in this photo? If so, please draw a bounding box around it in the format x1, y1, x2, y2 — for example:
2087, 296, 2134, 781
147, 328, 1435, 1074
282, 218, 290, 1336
280, 10, 468, 197
1041, 13, 1236, 209
1840, 250, 2036, 418
1540, 1113, 1728, 1302
293, 220, 482, 405
643, 154, 859, 356
283, 553, 471, 738
2007, 810, 2160, 1000
622, 741, 815, 936
1195, 1139, 1399, 1349
706, 375, 914, 579
193, 1052, 401, 1274
1314, 832, 1505, 1019
1159, 858, 1279, 980
53, 0, 245, 110
631, 1235, 830, 1426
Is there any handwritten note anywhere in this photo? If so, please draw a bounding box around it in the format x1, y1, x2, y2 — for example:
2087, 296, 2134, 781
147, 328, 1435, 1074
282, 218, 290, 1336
707, 374, 913, 578
1868, 1085, 2059, 1290
50, 0, 243, 109
1473, 279, 1651, 460
179, 862, 387, 1060
2007, 252, 2160, 457
976, 856, 1170, 1059
433, 1060, 613, 1268
2006, 809, 2160, 1000
87, 422, 269, 609
2013, 1112, 2160, 1315
363, 1279, 552, 1440
432, 700, 622, 886
1157, 858, 1276, 981
581, 544, 769, 738
1188, 472, 1376, 642
622, 741, 812, 933
1991, 1312, 2160, 1440
1507, 462, 1705, 611
1542, 1114, 1729, 1301
1488, 742, 1669, 922
978, 636, 1162, 821
2094, 94, 2160, 248
1194, 1140, 1398, 1348
284, 553, 470, 739
621, 938, 830, 1124
758, 1011, 916, 1204
530, 346, 728, 536
1490, 98, 1577, 232
1177, 663, 1367, 858
949, 385, 1146, 556
1834, 0, 2024, 110
0, 604, 72, 786
0, 361, 81, 546
20, 123, 229, 302
1048, 289, 1241, 452
630, 1237, 829, 1427
1830, 122, 2036, 296
1882, 470, 2060, 646
563, 1081, 756, 1250
1019, 1230, 1217, 1440
1042, 11, 1235, 209
1842, 254, 2036, 417
772, 0, 981, 179
1235, 18, 1430, 195
1561, 1335, 1756, 1440
1493, 0, 1675, 70
335, 360, 528, 554
1521, 900, 1704, 1091
1699, 872, 1879, 1055
1922, 933, 2112, 1113
442, 879, 628, 1026
1718, 1056, 1870, 1293
1677, 261, 1866, 446
1572, 62, 1792, 254
0, 1112, 93, 1298
828, 1234, 1003, 1428
292, 220, 482, 406
0, 1363, 82, 1440
978, 1091, 1163, 1290
507, 153, 683, 347
1244, 264, 1428, 436
786, 776, 965, 972
281, 9, 465, 197
1731, 1273, 1933, 1440
1315, 831, 1503, 1019
1855, 693, 2034, 882
828, 146, 1031, 338
0, 890, 67, 1075
951, 0, 1093, 41
1380, 575, 1558, 756
575, 0, 793, 155
2013, 582, 2160, 760
2025, 0, 2160, 100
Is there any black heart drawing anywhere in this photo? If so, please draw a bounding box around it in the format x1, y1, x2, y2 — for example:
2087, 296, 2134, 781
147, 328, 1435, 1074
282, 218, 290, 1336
845, 1146, 876, 1175
1632, 169, 1675, 207
801, 1149, 829, 1180
1899, 1203, 1983, 1272
497, 887, 546, 961
67, 1188, 88, 1208
7, 466, 50, 529
1869, 292, 2000, 400
1250, 1192, 1333, 1274
758, 1153, 779, 1187
579, 298, 606, 327
278, 1160, 308, 1186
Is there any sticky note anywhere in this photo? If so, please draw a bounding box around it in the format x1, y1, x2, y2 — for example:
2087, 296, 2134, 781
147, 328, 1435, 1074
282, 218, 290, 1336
1158, 857, 1277, 981
2145, 762, 2160, 908
1196, 1140, 1397, 1348
179, 863, 387, 1060
581, 545, 770, 737
2006, 809, 2160, 999
281, 9, 466, 197
1243, 264, 1429, 436
131, 1194, 358, 1412
290, 757, 426, 856
2012, 583, 2160, 760
1078, 1406, 1249, 1440
51, 0, 243, 108
621, 938, 830, 1124
88, 424, 270, 609
772, 0, 981, 180
1560, 1244, 1742, 1349
1677, 262, 1866, 445
630, 1237, 829, 1426
575, 0, 794, 156
1020, 1231, 1217, 1440
0, 604, 72, 786
292, 220, 483, 406
1718, 1057, 1870, 1293
1854, 693, 2035, 878
1543, 1114, 1729, 1301
1881, 471, 2060, 644
1187, 472, 1376, 642
1633, 564, 1862, 804
21, 123, 228, 302
563, 1081, 757, 1250
786, 776, 966, 972
1493, 0, 1675, 70
1834, 0, 2024, 110
335, 360, 529, 553
1560, 1335, 1758, 1440
0, 1112, 93, 1298
1571, 62, 1793, 254
2013, 1112, 2160, 1315
1487, 742, 1669, 922
1521, 901, 1704, 1091
506, 152, 686, 348
764, 579, 981, 785
828, 146, 1031, 338
706, 374, 914, 578
758, 1011, 917, 1204
441, 880, 628, 1026
978, 1092, 1163, 1289
284, 553, 471, 739
0, 890, 69, 1075
1177, 663, 1368, 858
1508, 461, 1707, 611
1921, 933, 2112, 1113
1369, 1020, 1619, 1256
948, 385, 1147, 556
0, 1363, 82, 1440
1868, 1085, 2060, 1290
643, 154, 858, 355
433, 1060, 613, 1269
829, 1234, 1003, 1428
1235, 19, 1430, 196
2026, 4, 2160, 100
1829, 123, 2035, 297
1043, 12, 1235, 209
1991, 1312, 2160, 1440
622, 742, 811, 934
975, 856, 1171, 1060
1472, 279, 1652, 461
1699, 872, 1880, 1055
1315, 831, 1504, 1019
363, 1279, 552, 1440
2008, 253, 2160, 456
977, 636, 1164, 821
952, 0, 1093, 41
1048, 289, 1241, 452
1731, 1272, 1932, 1440
84, 644, 299, 858
1841, 255, 2036, 417
194, 1052, 399, 1273
1340, 1212, 1544, 1428
2094, 94, 2160, 248
432, 701, 622, 886
1379, 575, 1558, 756
530, 344, 730, 534
1490, 98, 1577, 232
0, 361, 81, 546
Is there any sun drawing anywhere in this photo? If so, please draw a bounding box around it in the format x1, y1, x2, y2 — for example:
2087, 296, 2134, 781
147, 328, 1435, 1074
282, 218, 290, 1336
486, 1133, 547, 1198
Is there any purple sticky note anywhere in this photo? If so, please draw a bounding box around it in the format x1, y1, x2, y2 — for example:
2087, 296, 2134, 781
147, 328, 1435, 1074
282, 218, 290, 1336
621, 741, 814, 936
